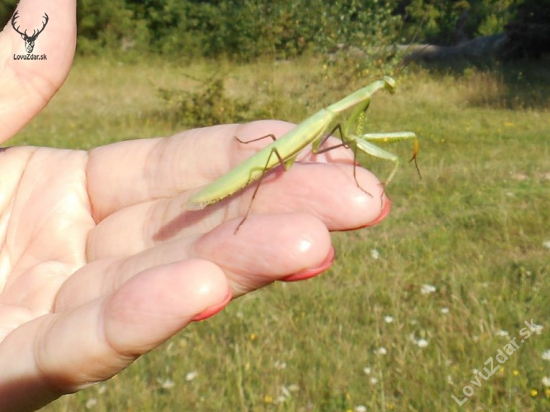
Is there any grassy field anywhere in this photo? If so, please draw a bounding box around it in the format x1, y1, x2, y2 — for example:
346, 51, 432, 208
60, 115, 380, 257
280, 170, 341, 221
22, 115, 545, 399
21, 54, 550, 411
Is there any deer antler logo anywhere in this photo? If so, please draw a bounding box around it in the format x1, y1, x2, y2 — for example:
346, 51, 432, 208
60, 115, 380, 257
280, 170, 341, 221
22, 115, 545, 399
11, 11, 49, 54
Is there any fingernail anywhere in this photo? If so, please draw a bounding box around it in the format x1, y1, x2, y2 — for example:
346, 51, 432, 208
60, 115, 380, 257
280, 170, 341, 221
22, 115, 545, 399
192, 289, 232, 322
363, 197, 391, 228
280, 247, 335, 282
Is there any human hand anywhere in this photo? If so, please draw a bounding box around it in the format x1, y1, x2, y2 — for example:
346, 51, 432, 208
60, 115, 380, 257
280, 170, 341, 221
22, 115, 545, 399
0, 122, 388, 412
0, 0, 76, 143
0, 2, 388, 411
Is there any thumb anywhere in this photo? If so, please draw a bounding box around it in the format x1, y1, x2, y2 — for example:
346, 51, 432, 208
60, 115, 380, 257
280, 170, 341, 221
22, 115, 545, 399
0, 0, 76, 142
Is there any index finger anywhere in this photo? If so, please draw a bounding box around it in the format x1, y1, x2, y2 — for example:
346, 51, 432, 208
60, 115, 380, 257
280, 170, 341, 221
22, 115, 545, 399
86, 120, 354, 222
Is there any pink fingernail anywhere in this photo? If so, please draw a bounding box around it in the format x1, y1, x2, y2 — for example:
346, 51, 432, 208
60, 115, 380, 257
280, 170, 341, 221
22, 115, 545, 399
363, 197, 391, 228
192, 289, 232, 322
280, 247, 335, 282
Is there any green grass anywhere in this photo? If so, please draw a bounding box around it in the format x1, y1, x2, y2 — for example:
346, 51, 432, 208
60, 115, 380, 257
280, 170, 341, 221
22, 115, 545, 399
27, 55, 550, 412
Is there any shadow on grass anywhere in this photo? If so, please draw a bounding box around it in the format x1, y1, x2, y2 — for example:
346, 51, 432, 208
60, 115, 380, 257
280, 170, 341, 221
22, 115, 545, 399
415, 55, 550, 111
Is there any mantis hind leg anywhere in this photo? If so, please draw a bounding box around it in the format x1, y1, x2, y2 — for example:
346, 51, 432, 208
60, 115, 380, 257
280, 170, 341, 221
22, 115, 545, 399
234, 146, 293, 234
235, 134, 277, 144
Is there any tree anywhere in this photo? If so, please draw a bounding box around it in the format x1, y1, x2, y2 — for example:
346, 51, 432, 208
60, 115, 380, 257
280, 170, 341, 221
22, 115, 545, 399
502, 0, 550, 58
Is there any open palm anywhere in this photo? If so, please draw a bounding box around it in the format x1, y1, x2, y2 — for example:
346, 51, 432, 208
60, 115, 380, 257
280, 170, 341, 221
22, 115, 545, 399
0, 2, 387, 411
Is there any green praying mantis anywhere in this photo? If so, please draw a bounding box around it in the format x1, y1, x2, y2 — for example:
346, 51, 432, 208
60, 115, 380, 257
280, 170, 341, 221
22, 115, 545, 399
185, 76, 420, 231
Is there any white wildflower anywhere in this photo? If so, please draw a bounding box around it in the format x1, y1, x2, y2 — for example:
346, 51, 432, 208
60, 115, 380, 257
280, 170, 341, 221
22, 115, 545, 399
375, 347, 387, 355
158, 378, 175, 389
417, 339, 429, 348
274, 395, 287, 404
274, 360, 287, 370
421, 284, 436, 295
185, 371, 197, 381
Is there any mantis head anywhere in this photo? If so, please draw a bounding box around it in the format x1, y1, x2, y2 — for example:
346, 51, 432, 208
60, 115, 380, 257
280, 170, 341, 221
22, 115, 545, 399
383, 76, 397, 94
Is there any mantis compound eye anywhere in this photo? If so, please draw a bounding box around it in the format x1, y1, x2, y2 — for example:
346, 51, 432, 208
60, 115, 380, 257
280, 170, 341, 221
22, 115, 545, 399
383, 76, 397, 94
